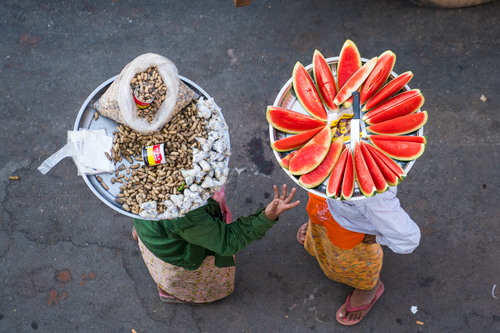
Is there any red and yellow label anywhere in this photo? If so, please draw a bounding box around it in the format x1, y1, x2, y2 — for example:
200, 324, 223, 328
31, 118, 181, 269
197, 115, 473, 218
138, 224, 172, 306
145, 144, 165, 166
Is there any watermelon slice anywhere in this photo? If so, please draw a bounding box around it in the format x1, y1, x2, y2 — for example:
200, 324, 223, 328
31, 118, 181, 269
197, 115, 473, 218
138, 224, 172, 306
363, 71, 413, 111
337, 40, 361, 108
364, 92, 425, 125
340, 150, 355, 200
363, 89, 421, 121
266, 106, 326, 134
289, 125, 332, 175
326, 147, 349, 198
313, 50, 338, 112
354, 142, 376, 197
362, 142, 399, 187
360, 50, 396, 105
299, 135, 344, 188
367, 111, 428, 136
279, 149, 300, 169
365, 144, 406, 180
293, 62, 328, 122
333, 57, 378, 106
359, 142, 389, 193
368, 135, 427, 144
271, 127, 323, 152
370, 139, 425, 161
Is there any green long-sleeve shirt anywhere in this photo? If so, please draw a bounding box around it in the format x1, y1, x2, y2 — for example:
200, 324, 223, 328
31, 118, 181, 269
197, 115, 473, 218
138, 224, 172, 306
133, 198, 278, 270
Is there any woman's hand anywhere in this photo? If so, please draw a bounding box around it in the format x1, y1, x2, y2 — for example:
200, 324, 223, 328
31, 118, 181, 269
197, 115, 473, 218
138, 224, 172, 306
362, 234, 377, 244
264, 184, 300, 221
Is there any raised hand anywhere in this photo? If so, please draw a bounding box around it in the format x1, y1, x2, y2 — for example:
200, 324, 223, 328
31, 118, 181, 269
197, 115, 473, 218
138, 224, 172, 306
264, 184, 300, 221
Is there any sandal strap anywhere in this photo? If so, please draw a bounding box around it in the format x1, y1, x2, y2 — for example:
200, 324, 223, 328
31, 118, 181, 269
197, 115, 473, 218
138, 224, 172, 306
345, 292, 378, 313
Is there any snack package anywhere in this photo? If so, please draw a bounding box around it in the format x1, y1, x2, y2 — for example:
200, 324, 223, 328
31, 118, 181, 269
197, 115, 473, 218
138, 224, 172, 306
93, 53, 182, 134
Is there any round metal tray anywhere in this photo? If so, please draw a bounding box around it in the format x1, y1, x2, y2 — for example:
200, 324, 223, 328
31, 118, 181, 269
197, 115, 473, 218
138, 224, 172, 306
74, 76, 225, 219
269, 57, 424, 200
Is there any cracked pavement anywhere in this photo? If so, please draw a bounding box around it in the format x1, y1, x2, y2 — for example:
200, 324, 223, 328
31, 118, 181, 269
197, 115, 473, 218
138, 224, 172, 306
1, 0, 500, 332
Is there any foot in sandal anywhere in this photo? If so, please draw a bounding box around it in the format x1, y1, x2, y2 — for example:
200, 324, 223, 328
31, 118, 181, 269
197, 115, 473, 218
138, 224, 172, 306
297, 221, 309, 245
132, 227, 138, 242
336, 279, 385, 325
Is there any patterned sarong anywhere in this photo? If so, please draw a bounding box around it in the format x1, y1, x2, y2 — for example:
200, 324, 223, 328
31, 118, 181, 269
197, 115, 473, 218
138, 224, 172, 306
138, 237, 235, 303
304, 222, 383, 290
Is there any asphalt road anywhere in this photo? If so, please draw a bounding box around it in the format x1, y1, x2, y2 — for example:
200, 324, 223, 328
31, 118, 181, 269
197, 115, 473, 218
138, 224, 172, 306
1, 1, 499, 332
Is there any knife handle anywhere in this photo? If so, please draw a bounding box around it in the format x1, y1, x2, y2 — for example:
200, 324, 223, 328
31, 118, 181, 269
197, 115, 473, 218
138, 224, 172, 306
352, 91, 360, 119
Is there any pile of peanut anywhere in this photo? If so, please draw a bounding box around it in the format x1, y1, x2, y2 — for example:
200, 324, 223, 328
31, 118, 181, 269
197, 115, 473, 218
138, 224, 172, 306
99, 101, 209, 215
130, 66, 168, 123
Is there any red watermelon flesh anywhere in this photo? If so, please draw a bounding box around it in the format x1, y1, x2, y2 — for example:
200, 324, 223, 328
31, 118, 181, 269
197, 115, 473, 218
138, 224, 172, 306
289, 125, 332, 175
363, 89, 421, 121
362, 142, 399, 186
365, 144, 406, 180
370, 139, 425, 161
360, 50, 396, 105
367, 111, 428, 136
337, 40, 361, 108
299, 135, 344, 188
368, 135, 427, 144
293, 62, 328, 122
279, 149, 300, 169
313, 50, 338, 112
271, 127, 323, 152
354, 142, 376, 197
363, 71, 413, 111
364, 93, 425, 125
334, 57, 378, 106
340, 150, 355, 200
326, 147, 349, 198
266, 106, 326, 134
360, 142, 389, 193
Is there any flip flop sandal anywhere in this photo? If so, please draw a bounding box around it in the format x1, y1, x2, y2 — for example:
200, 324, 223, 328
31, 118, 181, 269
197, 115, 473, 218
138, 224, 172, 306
157, 285, 189, 304
297, 222, 309, 245
336, 282, 385, 326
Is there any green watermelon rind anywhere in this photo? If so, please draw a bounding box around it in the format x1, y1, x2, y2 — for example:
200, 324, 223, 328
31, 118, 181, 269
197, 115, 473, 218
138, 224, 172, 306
360, 142, 389, 193
333, 57, 378, 106
363, 89, 421, 122
292, 62, 328, 122
368, 135, 427, 144
365, 144, 407, 181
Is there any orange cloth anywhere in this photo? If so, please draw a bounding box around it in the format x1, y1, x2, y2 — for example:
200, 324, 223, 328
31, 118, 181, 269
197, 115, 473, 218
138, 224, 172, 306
306, 193, 365, 250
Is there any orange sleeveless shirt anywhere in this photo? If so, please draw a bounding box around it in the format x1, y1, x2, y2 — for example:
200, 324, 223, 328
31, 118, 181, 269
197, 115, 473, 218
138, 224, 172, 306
306, 193, 364, 250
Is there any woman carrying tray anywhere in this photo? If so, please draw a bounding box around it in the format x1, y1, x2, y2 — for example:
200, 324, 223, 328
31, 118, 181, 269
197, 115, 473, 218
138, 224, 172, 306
132, 184, 299, 304
297, 188, 420, 326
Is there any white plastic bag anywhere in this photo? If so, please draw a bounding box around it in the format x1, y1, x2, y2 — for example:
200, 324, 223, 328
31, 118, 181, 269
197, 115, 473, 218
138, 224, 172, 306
93, 53, 180, 134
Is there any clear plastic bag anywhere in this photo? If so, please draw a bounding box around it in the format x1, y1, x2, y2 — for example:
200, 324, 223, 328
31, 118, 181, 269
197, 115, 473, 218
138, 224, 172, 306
93, 53, 180, 134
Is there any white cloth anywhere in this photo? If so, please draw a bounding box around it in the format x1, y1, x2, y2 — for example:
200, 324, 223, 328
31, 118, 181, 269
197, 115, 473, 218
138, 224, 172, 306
326, 187, 420, 254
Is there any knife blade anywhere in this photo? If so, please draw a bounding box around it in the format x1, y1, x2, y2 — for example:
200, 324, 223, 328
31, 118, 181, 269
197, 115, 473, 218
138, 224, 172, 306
350, 91, 360, 151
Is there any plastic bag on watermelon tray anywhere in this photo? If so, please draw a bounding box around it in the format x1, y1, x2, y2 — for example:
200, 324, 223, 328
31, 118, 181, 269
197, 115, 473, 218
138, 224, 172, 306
92, 53, 183, 134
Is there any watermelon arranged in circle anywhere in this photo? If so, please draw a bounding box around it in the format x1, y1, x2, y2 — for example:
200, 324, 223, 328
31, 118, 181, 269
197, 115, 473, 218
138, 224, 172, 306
363, 89, 424, 125
361, 141, 399, 187
312, 50, 338, 112
359, 142, 389, 193
326, 147, 349, 199
337, 40, 362, 108
368, 135, 427, 144
340, 149, 355, 201
353, 142, 376, 198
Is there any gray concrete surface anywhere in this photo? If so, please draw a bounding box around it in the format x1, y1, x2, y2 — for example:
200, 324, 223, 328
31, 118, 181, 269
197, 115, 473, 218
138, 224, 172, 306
1, 1, 499, 332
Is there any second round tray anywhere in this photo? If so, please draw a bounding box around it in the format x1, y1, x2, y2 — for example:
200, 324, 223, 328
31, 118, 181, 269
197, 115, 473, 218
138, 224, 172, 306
269, 57, 423, 200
